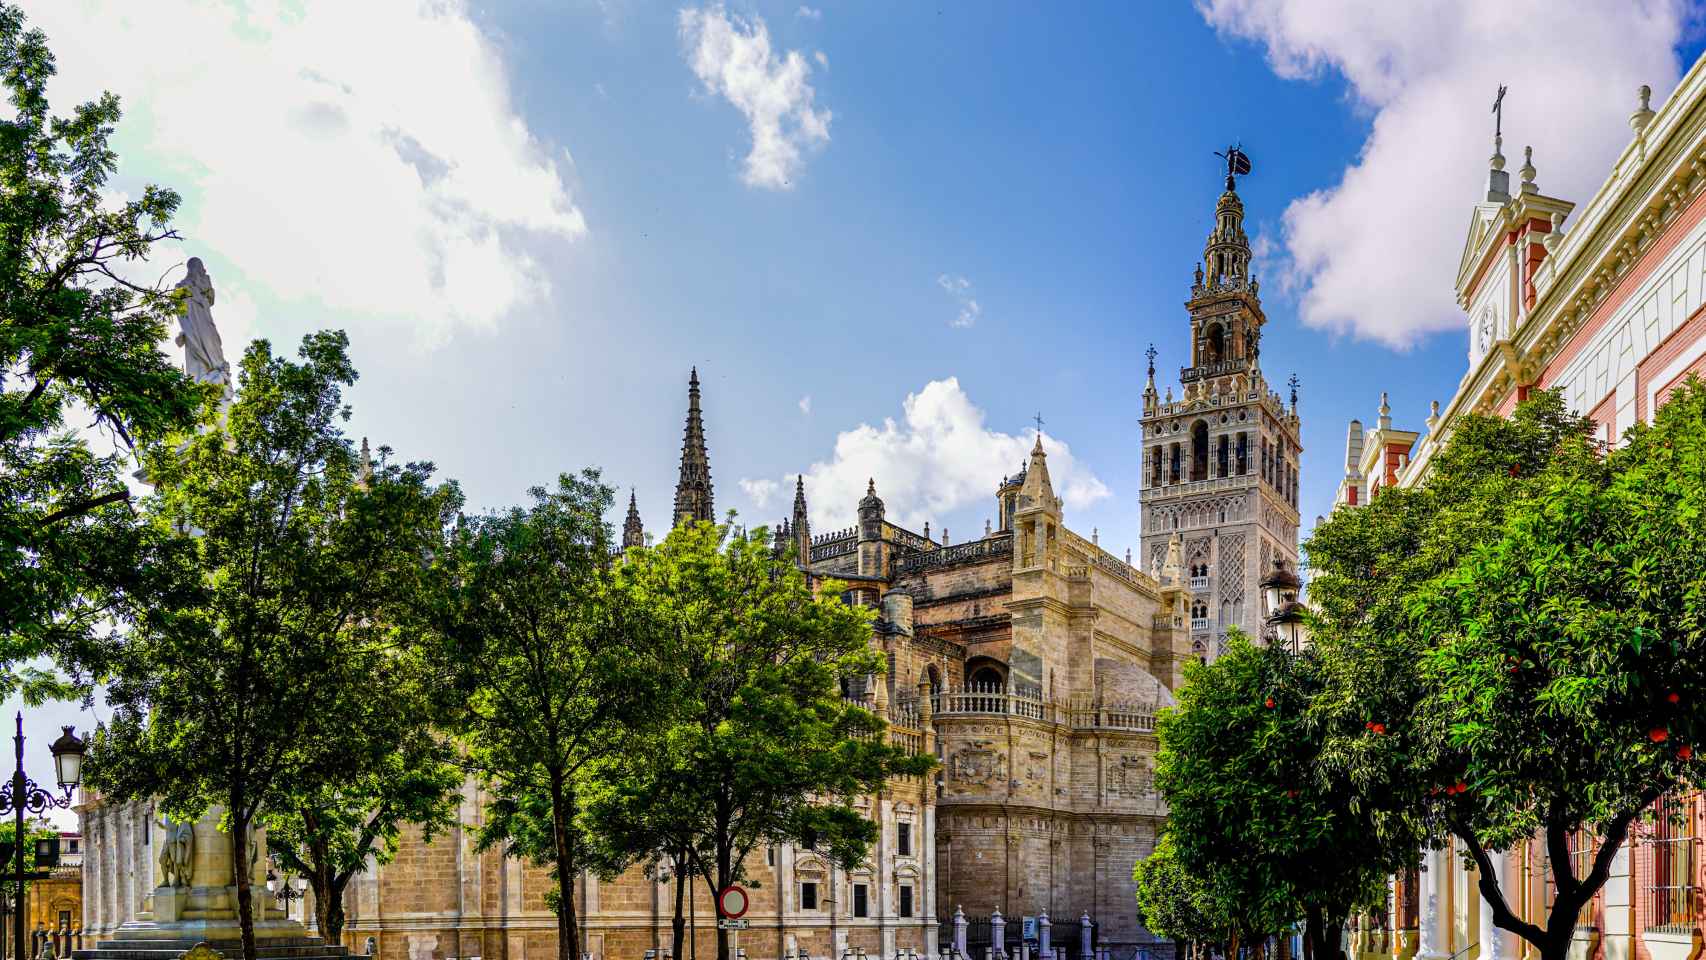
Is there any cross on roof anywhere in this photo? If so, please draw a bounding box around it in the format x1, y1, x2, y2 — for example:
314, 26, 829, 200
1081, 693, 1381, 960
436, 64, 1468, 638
1033, 411, 1045, 434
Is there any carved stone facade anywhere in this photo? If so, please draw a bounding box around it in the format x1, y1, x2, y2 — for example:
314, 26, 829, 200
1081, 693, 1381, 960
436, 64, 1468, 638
794, 436, 1190, 957
1139, 166, 1303, 660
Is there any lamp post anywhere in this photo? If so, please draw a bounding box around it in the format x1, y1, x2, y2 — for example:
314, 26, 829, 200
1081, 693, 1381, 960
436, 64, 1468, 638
1259, 558, 1309, 653
0, 714, 85, 960
265, 869, 309, 903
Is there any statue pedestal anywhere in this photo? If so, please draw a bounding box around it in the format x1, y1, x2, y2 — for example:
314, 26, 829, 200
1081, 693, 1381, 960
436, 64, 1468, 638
105, 807, 309, 944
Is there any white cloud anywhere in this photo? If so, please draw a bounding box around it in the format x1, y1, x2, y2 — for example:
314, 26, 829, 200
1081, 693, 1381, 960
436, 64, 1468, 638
595, 81, 609, 99
739, 477, 780, 508
788, 378, 1110, 531
798, 394, 813, 414
815, 50, 830, 70
32, 0, 587, 347
1197, 0, 1687, 348
679, 4, 832, 190
937, 273, 981, 328
797, 5, 823, 20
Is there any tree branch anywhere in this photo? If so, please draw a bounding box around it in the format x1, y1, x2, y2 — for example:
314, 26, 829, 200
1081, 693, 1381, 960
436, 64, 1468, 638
1452, 823, 1545, 948
39, 488, 130, 526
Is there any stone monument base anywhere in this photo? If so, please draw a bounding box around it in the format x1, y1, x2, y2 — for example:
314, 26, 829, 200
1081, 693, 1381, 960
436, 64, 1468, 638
72, 935, 352, 960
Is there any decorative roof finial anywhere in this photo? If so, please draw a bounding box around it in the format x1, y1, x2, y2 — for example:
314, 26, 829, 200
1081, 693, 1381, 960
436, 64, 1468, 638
1146, 343, 1157, 381
1520, 145, 1537, 195
1631, 84, 1656, 136
1427, 399, 1441, 432
1288, 373, 1300, 410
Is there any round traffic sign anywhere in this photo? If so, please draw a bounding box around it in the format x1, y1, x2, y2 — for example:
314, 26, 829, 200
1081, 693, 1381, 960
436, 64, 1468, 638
717, 885, 749, 919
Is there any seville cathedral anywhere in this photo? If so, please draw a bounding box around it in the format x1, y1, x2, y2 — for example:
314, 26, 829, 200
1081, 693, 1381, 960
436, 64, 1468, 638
76, 168, 1300, 960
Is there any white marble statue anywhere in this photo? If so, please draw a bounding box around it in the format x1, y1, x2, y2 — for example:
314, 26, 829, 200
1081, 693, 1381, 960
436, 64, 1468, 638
173, 257, 230, 391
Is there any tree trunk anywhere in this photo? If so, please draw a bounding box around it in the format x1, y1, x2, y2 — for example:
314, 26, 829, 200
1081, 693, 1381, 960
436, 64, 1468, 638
547, 770, 581, 960
671, 849, 688, 960
713, 840, 734, 960
233, 805, 259, 960
1303, 904, 1322, 960
321, 869, 349, 945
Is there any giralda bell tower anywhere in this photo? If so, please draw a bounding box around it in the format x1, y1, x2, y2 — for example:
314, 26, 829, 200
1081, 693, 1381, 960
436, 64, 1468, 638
1138, 147, 1302, 661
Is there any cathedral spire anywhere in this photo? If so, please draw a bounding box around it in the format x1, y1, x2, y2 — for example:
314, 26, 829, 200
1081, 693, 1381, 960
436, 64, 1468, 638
673, 367, 714, 528
623, 488, 644, 549
791, 474, 810, 561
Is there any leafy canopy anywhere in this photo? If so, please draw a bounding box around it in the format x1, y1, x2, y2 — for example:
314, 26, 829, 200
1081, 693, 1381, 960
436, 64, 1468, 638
84, 332, 459, 960
0, 2, 205, 704
1305, 383, 1706, 960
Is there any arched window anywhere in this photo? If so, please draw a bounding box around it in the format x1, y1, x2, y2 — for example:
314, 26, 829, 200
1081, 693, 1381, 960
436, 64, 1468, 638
1191, 421, 1209, 481
1205, 323, 1226, 363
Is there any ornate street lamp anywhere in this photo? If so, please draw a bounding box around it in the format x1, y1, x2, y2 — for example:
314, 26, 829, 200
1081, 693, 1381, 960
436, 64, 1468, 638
266, 869, 309, 903
0, 714, 83, 960
1259, 558, 1308, 652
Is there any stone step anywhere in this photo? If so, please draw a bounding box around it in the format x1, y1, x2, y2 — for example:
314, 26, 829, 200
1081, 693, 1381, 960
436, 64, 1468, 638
77, 954, 349, 960
77, 953, 349, 960
75, 940, 350, 960
81, 946, 347, 956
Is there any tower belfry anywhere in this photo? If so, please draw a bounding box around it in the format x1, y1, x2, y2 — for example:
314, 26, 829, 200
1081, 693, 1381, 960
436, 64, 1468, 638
673, 367, 714, 528
1138, 147, 1302, 660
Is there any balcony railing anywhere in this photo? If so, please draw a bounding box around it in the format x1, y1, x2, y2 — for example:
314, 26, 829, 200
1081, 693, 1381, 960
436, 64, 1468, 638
1189, 575, 1209, 590
932, 683, 1157, 733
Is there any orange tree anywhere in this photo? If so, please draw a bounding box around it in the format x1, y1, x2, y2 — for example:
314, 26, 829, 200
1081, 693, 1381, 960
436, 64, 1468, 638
1148, 633, 1408, 960
1306, 383, 1706, 960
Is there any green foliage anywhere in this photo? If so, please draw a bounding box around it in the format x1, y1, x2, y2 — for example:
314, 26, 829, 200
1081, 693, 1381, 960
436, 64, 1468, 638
585, 521, 935, 960
83, 332, 460, 960
1304, 383, 1706, 960
0, 2, 204, 705
264, 656, 463, 943
1134, 833, 1237, 946
435, 470, 658, 960
1153, 633, 1401, 955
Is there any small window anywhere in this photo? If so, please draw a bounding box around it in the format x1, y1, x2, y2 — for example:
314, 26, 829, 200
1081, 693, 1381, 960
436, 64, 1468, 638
766, 847, 774, 866
899, 885, 914, 919
897, 823, 912, 857
853, 883, 868, 918
801, 882, 819, 911
66, 840, 78, 854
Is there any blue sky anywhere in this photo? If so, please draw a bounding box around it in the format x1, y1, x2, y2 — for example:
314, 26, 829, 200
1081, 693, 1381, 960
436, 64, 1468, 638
12, 0, 1705, 805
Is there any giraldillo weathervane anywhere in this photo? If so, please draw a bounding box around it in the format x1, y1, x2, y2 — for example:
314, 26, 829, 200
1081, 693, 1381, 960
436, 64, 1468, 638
1214, 143, 1252, 190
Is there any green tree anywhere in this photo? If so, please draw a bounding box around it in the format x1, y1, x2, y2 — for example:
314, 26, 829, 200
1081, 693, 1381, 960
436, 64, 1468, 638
1154, 634, 1401, 960
435, 471, 658, 960
1305, 383, 1706, 960
0, 3, 204, 704
597, 521, 935, 960
263, 654, 464, 943
83, 332, 461, 960
1134, 833, 1238, 959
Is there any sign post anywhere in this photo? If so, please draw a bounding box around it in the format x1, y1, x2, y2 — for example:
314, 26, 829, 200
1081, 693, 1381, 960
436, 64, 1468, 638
717, 886, 750, 949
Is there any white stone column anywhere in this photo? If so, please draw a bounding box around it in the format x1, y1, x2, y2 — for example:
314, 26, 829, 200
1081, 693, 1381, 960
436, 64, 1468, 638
1419, 847, 1449, 960
1479, 850, 1518, 960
